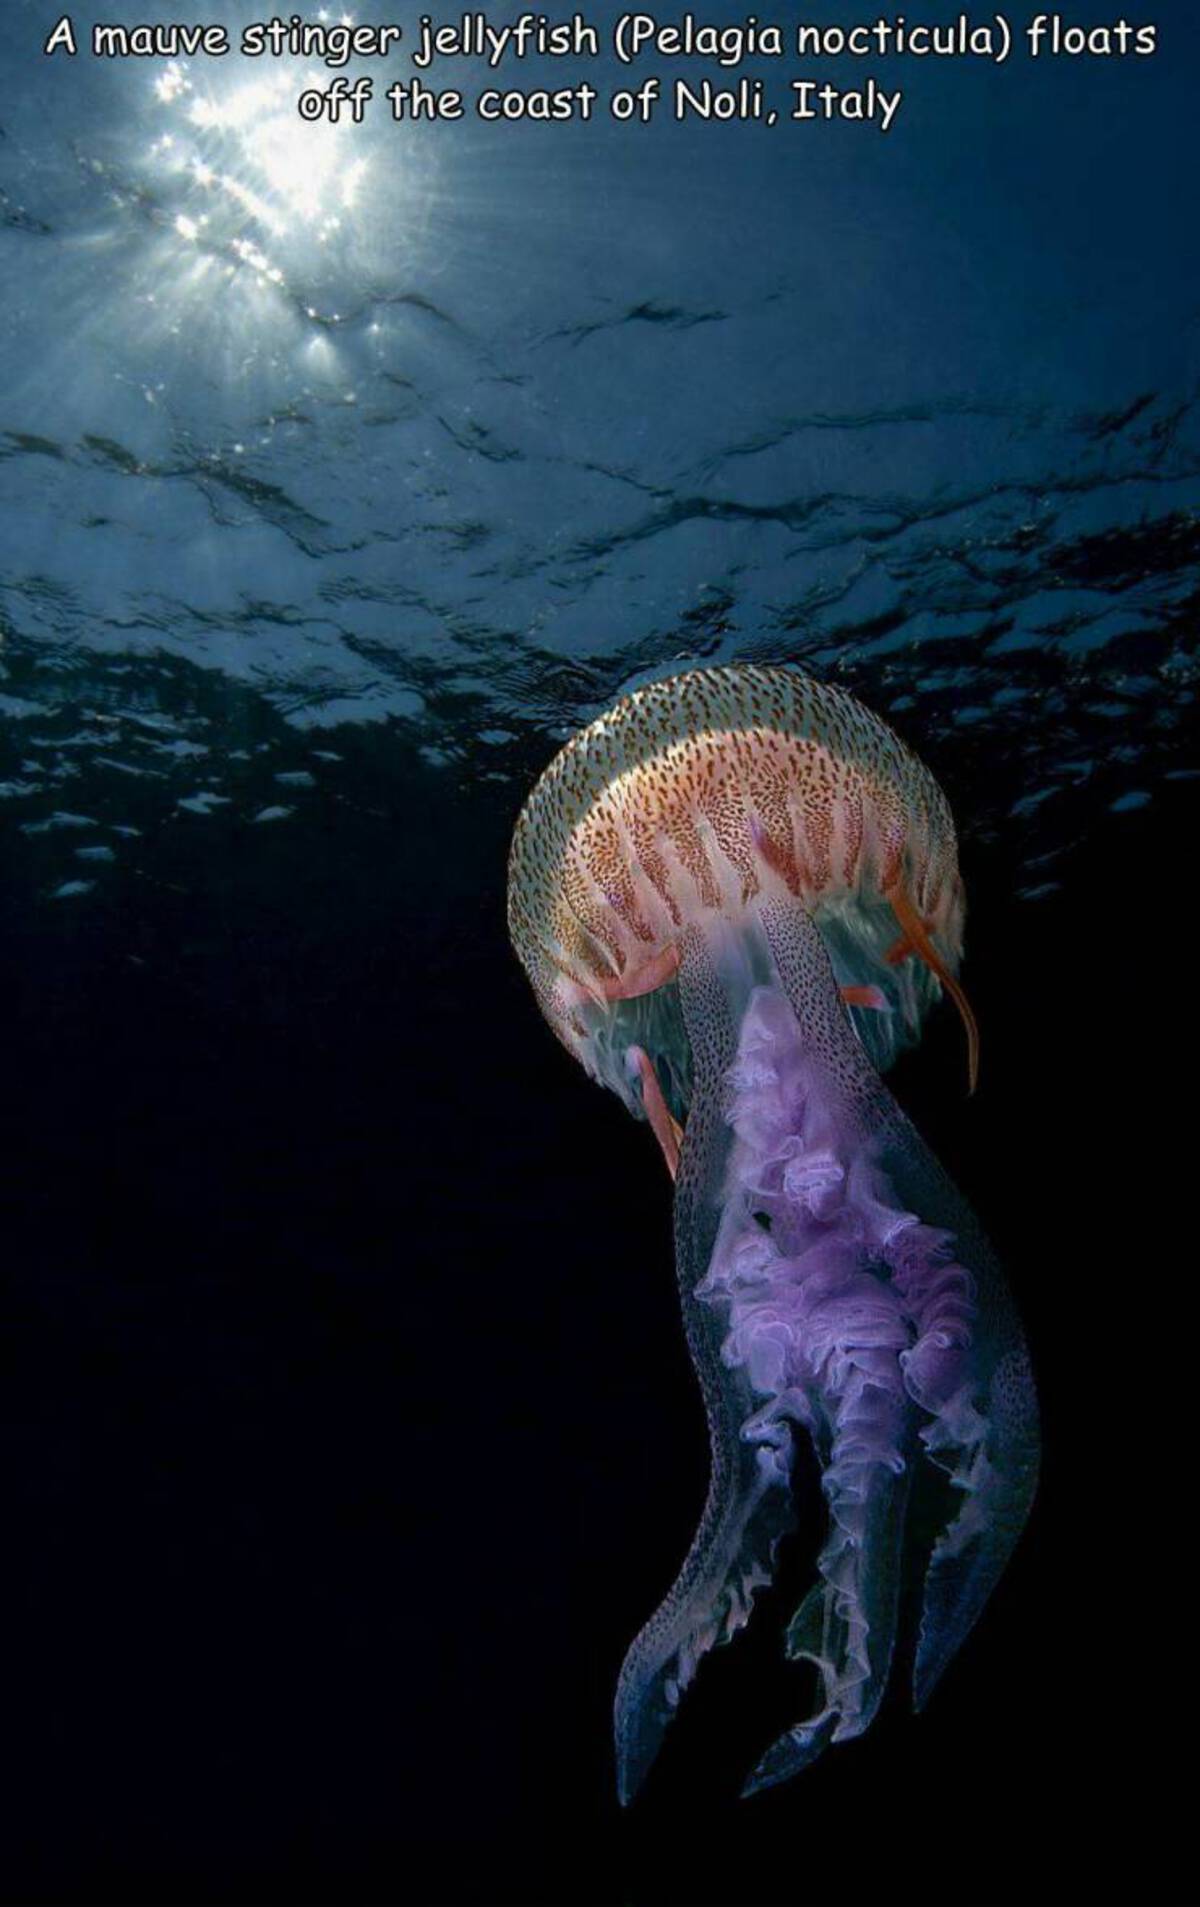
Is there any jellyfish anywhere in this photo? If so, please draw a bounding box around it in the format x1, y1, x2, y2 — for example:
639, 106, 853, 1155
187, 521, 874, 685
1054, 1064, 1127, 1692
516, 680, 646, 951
506, 663, 1038, 1801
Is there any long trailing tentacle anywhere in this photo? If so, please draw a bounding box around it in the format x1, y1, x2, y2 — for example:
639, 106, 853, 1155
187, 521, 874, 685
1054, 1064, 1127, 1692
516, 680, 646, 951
613, 924, 796, 1806
706, 984, 918, 1795
760, 897, 1039, 1739
614, 899, 1038, 1801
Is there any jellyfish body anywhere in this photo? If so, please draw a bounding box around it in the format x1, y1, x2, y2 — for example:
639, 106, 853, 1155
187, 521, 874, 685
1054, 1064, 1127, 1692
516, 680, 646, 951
507, 665, 1038, 1800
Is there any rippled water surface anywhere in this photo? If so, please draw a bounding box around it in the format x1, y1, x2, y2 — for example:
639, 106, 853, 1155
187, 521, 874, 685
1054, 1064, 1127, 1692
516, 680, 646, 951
4, 1, 1199, 884
3, 4, 1197, 1902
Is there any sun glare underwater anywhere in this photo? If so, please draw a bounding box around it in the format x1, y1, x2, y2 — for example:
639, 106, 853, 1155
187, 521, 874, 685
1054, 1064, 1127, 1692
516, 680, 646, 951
32, 5, 454, 419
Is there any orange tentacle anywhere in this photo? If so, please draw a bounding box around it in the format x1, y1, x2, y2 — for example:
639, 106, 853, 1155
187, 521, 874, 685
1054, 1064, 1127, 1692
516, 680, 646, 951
840, 984, 890, 1012
887, 886, 980, 1094
597, 942, 682, 1003
628, 1045, 683, 1180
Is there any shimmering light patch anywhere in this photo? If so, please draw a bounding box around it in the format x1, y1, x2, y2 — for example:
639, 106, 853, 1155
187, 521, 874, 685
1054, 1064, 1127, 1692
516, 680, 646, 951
155, 61, 187, 103
9, 13, 442, 417
148, 50, 378, 295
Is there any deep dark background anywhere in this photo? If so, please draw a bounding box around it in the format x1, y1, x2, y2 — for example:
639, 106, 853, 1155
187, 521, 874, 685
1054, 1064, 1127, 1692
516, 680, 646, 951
5, 712, 1196, 1906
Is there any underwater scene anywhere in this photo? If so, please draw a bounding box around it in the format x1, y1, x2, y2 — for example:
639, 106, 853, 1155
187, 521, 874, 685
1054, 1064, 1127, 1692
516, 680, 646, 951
2, 3, 1197, 1902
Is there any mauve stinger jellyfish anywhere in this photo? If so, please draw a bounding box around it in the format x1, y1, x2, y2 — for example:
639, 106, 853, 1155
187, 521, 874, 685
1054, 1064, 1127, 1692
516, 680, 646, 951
506, 664, 1039, 1800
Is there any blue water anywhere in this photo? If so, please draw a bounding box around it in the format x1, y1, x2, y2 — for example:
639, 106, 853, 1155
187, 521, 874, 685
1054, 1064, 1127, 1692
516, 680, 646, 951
3, 0, 1198, 875
3, 5, 1197, 1902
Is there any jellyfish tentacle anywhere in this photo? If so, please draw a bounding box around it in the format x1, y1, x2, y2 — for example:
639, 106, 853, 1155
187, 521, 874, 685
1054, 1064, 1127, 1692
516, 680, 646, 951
618, 900, 1038, 1799
755, 897, 1037, 1742
619, 908, 927, 1800
887, 884, 980, 1093
702, 959, 919, 1793
908, 1339, 1039, 1709
840, 983, 890, 1011
600, 942, 682, 1002
859, 1078, 1039, 1709
746, 1447, 915, 1794
742, 1344, 919, 1794
627, 1044, 683, 1179
614, 925, 797, 1806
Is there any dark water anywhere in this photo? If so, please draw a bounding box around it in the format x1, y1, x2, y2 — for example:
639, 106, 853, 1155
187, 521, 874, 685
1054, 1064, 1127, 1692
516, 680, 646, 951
3, 3, 1198, 1902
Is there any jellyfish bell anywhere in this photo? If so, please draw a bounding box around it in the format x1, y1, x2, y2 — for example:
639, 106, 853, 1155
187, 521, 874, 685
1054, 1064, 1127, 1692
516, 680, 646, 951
506, 663, 1038, 1802
509, 664, 978, 1139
